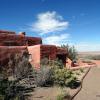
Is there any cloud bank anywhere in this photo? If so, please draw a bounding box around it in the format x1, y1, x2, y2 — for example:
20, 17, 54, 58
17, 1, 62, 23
31, 11, 69, 35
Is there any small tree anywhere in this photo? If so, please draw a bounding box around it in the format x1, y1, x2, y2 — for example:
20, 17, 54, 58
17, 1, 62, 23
61, 44, 78, 61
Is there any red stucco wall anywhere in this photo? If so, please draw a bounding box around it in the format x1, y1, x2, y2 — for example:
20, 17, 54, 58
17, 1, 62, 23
40, 45, 57, 60
0, 30, 68, 69
27, 45, 40, 69
0, 46, 27, 66
0, 34, 42, 46
28, 45, 68, 68
0, 30, 16, 35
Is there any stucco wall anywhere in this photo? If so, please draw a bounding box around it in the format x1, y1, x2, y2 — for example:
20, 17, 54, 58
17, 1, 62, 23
40, 45, 57, 60
0, 34, 42, 46
27, 45, 40, 69
0, 46, 27, 66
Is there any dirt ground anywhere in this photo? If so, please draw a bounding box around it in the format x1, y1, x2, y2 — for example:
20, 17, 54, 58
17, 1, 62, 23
30, 68, 89, 100
92, 60, 100, 66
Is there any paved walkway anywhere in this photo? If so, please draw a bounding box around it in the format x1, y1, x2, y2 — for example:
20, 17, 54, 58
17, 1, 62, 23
74, 67, 100, 100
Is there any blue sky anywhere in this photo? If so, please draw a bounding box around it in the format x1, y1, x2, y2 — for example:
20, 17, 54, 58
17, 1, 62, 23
0, 0, 100, 51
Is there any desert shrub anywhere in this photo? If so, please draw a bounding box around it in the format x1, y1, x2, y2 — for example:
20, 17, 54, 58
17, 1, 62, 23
56, 88, 71, 100
66, 76, 80, 89
61, 44, 78, 61
79, 68, 84, 73
52, 67, 79, 88
0, 53, 35, 100
31, 57, 80, 89
75, 71, 81, 75
34, 58, 64, 87
40, 58, 49, 66
49, 59, 64, 69
41, 58, 64, 69
34, 58, 79, 88
34, 66, 53, 87
81, 59, 92, 63
89, 55, 100, 60
53, 68, 67, 86
56, 93, 71, 100
56, 93, 65, 100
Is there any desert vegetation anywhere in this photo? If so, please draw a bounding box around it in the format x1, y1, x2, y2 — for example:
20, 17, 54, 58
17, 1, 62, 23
61, 44, 78, 61
0, 52, 35, 100
0, 45, 84, 100
32, 58, 82, 100
82, 55, 100, 60
34, 59, 80, 88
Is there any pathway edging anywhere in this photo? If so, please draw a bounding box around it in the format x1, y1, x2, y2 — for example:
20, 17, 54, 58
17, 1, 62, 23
70, 67, 91, 100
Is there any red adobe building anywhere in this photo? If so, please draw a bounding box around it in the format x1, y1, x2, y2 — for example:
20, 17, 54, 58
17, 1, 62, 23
0, 30, 67, 69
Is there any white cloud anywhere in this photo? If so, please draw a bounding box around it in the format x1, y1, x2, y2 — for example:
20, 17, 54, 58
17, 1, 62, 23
75, 42, 100, 52
43, 33, 70, 46
31, 11, 69, 35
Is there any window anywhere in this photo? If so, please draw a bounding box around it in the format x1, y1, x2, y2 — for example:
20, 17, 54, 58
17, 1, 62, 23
29, 54, 32, 61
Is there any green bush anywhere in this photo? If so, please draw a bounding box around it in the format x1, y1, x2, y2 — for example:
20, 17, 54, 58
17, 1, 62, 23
34, 59, 65, 87
61, 44, 78, 61
56, 93, 65, 100
41, 58, 64, 69
49, 59, 64, 69
56, 88, 71, 100
53, 68, 68, 86
52, 67, 79, 87
66, 76, 80, 89
79, 68, 84, 73
34, 59, 79, 88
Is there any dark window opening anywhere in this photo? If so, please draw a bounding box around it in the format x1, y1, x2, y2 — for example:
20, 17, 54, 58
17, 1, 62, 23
56, 54, 66, 65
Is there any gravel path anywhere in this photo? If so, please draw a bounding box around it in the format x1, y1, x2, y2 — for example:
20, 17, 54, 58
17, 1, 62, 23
74, 67, 100, 100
